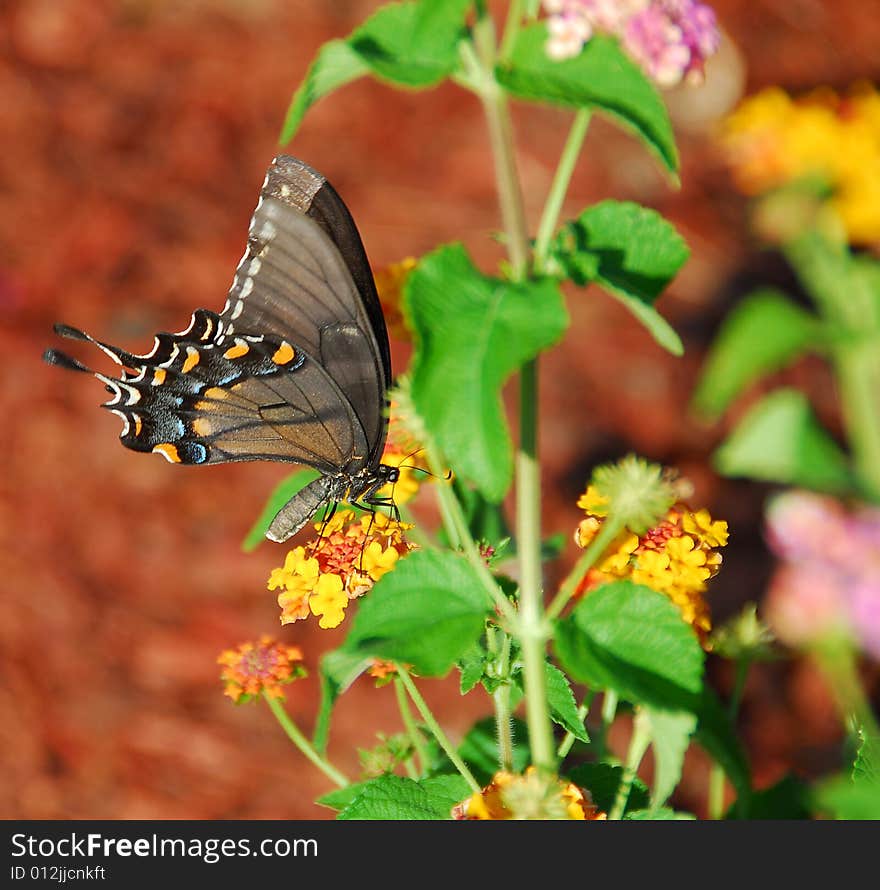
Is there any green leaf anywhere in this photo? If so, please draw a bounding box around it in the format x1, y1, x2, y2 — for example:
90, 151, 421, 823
459, 717, 530, 785
407, 244, 568, 500
625, 808, 696, 820
545, 663, 590, 743
342, 550, 493, 676
458, 643, 487, 695
280, 41, 370, 144
726, 775, 811, 820
692, 686, 751, 803
554, 581, 705, 711
566, 762, 649, 815
280, 1, 471, 143
316, 780, 373, 813
693, 289, 824, 418
347, 0, 469, 88
814, 772, 880, 820
498, 25, 678, 174
313, 649, 373, 753
853, 727, 880, 785
336, 774, 468, 820
552, 201, 688, 355
714, 389, 853, 493
643, 707, 697, 809
242, 468, 320, 551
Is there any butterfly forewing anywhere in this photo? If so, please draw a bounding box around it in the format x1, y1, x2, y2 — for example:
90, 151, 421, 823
222, 159, 390, 463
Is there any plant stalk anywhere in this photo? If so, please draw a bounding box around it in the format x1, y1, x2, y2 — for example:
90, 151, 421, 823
397, 666, 482, 792
263, 693, 349, 788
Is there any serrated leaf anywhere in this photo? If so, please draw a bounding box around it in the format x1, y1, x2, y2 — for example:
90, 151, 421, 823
280, 41, 370, 144
347, 0, 469, 87
316, 780, 373, 813
407, 244, 568, 500
336, 774, 466, 820
566, 763, 649, 815
545, 662, 590, 742
693, 289, 824, 418
342, 550, 492, 676
458, 643, 486, 695
314, 649, 373, 753
459, 717, 530, 785
643, 707, 697, 809
242, 468, 320, 551
280, 1, 470, 143
552, 201, 688, 355
853, 727, 880, 785
625, 807, 696, 820
714, 389, 853, 493
814, 772, 880, 820
498, 26, 678, 173
554, 581, 705, 711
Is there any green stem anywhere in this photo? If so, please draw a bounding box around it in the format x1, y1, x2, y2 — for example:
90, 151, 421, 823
394, 675, 429, 776
708, 657, 750, 819
499, 0, 525, 62
472, 11, 555, 777
487, 627, 515, 771
814, 638, 880, 740
557, 692, 594, 760
609, 709, 651, 820
516, 358, 557, 775
425, 440, 517, 625
547, 514, 626, 620
533, 109, 592, 272
263, 693, 349, 788
835, 343, 880, 501
397, 666, 482, 793
473, 16, 530, 281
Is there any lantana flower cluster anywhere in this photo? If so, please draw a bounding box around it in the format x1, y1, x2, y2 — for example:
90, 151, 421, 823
575, 485, 729, 638
764, 491, 880, 660
452, 768, 606, 820
543, 0, 720, 87
217, 636, 306, 703
268, 510, 415, 630
721, 84, 880, 245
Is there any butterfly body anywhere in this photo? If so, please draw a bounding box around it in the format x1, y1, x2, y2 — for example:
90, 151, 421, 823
45, 156, 398, 542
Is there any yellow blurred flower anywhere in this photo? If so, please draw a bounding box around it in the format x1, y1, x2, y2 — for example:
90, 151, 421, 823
721, 83, 880, 245
374, 257, 417, 341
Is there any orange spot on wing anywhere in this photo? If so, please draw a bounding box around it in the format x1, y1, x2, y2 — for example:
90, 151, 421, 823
152, 368, 167, 385
272, 342, 296, 365
224, 341, 249, 359
152, 443, 181, 463
182, 347, 200, 373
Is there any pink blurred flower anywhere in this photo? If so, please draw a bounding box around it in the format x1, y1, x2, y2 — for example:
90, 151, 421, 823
543, 0, 720, 88
622, 4, 691, 87
764, 490, 880, 660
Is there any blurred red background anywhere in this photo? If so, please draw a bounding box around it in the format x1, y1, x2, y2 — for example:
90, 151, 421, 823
3, 0, 879, 819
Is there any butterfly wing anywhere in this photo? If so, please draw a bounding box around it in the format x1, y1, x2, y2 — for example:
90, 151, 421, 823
44, 314, 370, 472
222, 155, 390, 464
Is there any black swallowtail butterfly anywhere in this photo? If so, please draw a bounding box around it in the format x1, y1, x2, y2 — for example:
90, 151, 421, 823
44, 155, 398, 543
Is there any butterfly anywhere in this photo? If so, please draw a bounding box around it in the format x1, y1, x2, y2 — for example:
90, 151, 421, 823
44, 155, 398, 543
